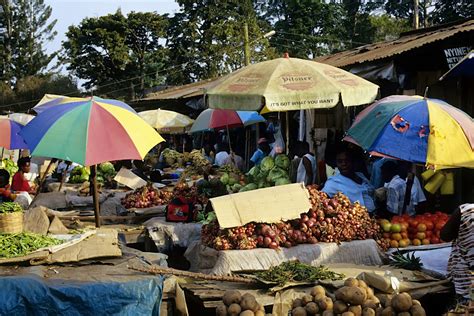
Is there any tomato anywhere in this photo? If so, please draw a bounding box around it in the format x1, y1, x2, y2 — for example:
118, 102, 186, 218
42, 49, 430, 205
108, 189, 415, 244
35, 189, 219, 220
392, 216, 402, 223
435, 222, 445, 231
425, 231, 433, 238
409, 219, 419, 228
425, 221, 434, 231
430, 237, 440, 244
417, 223, 427, 232
400, 223, 408, 232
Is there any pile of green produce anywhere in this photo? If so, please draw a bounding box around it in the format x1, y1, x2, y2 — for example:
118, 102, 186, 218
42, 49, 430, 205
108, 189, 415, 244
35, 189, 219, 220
0, 232, 63, 258
69, 166, 90, 183
69, 162, 116, 185
1, 159, 18, 180
0, 202, 23, 214
240, 154, 291, 192
219, 172, 246, 193
253, 261, 345, 286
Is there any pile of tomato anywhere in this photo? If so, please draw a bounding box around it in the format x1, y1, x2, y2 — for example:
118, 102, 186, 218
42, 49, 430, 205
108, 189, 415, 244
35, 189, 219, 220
379, 211, 449, 248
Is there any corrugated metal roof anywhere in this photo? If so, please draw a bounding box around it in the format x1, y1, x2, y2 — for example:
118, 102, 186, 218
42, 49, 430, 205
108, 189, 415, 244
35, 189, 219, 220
141, 77, 221, 100
315, 19, 474, 67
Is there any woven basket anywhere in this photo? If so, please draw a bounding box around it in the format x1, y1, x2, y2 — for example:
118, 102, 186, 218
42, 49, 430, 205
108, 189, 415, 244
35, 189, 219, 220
0, 212, 23, 233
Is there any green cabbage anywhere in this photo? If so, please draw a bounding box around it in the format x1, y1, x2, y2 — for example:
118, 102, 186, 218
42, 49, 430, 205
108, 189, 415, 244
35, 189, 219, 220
220, 173, 229, 185
275, 178, 291, 186
260, 156, 275, 172
275, 154, 290, 170
239, 183, 257, 192
267, 167, 288, 183
99, 162, 115, 175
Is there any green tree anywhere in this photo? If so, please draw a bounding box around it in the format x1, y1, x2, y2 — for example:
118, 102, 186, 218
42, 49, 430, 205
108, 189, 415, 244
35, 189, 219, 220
257, 0, 345, 58
431, 0, 473, 24
369, 14, 411, 42
1, 0, 57, 83
166, 0, 276, 84
62, 10, 168, 99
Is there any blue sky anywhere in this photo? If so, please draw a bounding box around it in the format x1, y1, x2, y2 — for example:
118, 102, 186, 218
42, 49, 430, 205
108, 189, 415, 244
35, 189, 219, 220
45, 0, 179, 56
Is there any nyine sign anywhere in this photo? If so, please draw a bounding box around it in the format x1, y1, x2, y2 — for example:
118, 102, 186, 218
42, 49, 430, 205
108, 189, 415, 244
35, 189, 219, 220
444, 47, 471, 69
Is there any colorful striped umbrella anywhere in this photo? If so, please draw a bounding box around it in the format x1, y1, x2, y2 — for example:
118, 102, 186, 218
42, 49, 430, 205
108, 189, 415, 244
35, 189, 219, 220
0, 118, 28, 150
138, 109, 194, 133
20, 96, 164, 166
345, 95, 474, 169
190, 109, 265, 133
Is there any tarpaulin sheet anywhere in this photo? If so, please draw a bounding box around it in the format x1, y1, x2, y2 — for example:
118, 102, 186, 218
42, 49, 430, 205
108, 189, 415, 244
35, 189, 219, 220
0, 275, 163, 316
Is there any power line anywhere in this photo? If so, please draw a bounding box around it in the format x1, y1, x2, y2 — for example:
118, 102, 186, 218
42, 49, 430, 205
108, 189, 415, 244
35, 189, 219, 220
276, 30, 370, 46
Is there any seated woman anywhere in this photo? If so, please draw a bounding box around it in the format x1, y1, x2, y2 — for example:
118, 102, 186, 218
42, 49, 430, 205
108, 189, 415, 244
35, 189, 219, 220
440, 204, 473, 308
322, 147, 375, 213
11, 157, 36, 195
0, 169, 14, 202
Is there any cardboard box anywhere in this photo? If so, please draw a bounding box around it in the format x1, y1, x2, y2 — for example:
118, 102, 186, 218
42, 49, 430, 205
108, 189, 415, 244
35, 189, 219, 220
114, 167, 147, 189
210, 183, 311, 229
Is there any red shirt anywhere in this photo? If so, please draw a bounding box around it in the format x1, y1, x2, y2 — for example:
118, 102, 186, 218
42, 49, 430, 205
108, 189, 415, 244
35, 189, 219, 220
12, 172, 31, 192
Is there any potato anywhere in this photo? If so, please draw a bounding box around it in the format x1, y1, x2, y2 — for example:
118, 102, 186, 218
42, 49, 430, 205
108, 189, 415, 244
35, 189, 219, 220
334, 300, 348, 314
305, 302, 319, 315
223, 290, 242, 306
254, 311, 265, 316
362, 307, 376, 316
342, 312, 355, 316
317, 297, 334, 311
358, 280, 368, 289
344, 277, 359, 287
302, 294, 314, 306
391, 293, 412, 312
349, 305, 362, 316
216, 304, 227, 316
375, 307, 384, 316
240, 294, 258, 312
228, 303, 242, 316
362, 299, 379, 309
240, 311, 255, 316
322, 311, 334, 316
365, 287, 374, 298
335, 286, 352, 301
375, 294, 392, 308
292, 298, 303, 309
412, 299, 421, 306
292, 306, 307, 316
349, 287, 367, 305
410, 305, 426, 316
380, 306, 396, 316
313, 293, 326, 302
310, 285, 326, 297
398, 313, 410, 316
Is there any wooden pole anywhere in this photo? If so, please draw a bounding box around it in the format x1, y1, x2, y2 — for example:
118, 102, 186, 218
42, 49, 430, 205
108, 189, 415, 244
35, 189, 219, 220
29, 159, 55, 208
90, 165, 101, 227
226, 125, 232, 153
243, 22, 250, 66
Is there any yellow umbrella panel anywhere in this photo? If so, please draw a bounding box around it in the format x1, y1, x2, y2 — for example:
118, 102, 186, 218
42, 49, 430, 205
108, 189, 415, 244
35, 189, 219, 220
207, 56, 379, 112
139, 109, 194, 133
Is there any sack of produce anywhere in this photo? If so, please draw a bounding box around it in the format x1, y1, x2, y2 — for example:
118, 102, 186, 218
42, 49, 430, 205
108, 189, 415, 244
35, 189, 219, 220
0, 202, 23, 233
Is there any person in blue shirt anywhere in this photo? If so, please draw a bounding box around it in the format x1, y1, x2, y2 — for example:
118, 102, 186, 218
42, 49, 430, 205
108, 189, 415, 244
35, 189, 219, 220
322, 147, 375, 213
250, 138, 271, 168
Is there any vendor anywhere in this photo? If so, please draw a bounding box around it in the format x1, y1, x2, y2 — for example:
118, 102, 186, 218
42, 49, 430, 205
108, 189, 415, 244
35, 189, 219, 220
223, 151, 245, 172
322, 148, 375, 213
249, 138, 271, 168
214, 143, 229, 167
380, 161, 412, 216
11, 157, 36, 195
296, 141, 317, 185
440, 204, 473, 305
0, 169, 14, 202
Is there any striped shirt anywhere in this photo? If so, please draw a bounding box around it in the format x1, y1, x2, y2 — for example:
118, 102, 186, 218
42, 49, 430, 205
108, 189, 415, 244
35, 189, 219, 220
447, 203, 474, 300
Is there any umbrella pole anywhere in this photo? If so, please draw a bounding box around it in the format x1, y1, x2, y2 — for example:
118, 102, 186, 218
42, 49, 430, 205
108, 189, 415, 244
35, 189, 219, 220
58, 161, 71, 192
90, 165, 101, 227
226, 125, 232, 153
29, 159, 55, 209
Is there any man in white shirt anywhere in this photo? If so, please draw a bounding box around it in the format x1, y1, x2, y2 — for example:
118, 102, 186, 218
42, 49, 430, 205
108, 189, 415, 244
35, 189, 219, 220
214, 143, 229, 167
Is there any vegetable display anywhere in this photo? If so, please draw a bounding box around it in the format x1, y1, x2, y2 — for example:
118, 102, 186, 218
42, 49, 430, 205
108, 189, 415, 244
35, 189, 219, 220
253, 261, 345, 286
239, 154, 291, 192
0, 232, 63, 258
0, 202, 23, 214
216, 290, 268, 316
69, 166, 90, 183
121, 184, 173, 209
69, 163, 117, 186
1, 159, 18, 180
380, 211, 449, 248
201, 186, 387, 251
289, 278, 427, 316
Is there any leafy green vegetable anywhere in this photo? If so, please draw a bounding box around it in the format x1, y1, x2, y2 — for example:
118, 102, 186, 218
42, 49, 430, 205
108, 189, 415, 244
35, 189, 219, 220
275, 154, 290, 170
275, 178, 291, 186
0, 202, 23, 214
1, 159, 18, 181
0, 232, 63, 258
267, 167, 288, 183
220, 173, 229, 185
260, 156, 275, 172
69, 166, 90, 183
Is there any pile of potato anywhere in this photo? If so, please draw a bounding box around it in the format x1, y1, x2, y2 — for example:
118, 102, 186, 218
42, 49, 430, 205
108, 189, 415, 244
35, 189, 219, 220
216, 290, 271, 316
290, 278, 426, 316
291, 285, 334, 316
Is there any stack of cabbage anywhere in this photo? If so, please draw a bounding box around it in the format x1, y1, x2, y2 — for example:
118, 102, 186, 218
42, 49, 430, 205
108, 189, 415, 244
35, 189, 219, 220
69, 162, 116, 185
239, 154, 291, 192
